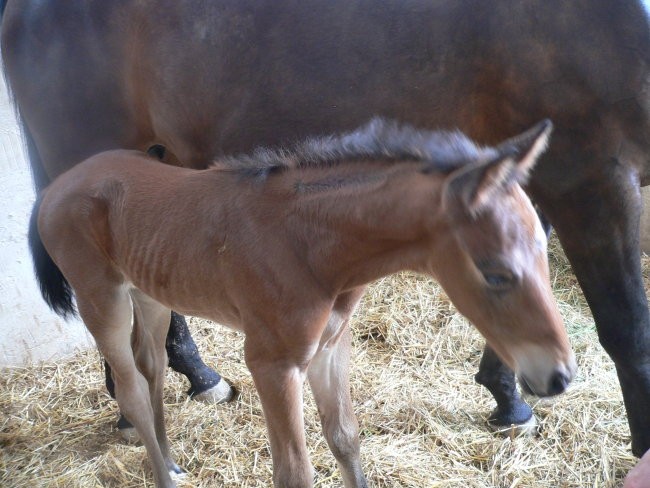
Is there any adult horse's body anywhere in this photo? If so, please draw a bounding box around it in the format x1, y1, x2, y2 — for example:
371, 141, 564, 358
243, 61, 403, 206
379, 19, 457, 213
3, 0, 650, 455
30, 119, 574, 487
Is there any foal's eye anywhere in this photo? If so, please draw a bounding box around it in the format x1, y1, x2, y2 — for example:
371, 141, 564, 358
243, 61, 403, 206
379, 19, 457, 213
482, 270, 517, 291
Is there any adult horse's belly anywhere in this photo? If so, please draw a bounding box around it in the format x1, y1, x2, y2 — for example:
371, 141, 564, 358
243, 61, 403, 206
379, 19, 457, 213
4, 0, 649, 192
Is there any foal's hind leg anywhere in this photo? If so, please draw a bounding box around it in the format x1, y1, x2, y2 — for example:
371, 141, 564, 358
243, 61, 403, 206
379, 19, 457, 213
474, 345, 536, 434
105, 311, 233, 441
76, 287, 176, 488
130, 290, 183, 476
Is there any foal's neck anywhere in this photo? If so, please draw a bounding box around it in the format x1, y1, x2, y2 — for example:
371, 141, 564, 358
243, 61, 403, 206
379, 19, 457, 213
283, 161, 446, 292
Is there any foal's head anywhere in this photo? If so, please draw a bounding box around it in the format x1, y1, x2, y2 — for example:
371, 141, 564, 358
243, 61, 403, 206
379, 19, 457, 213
436, 120, 575, 397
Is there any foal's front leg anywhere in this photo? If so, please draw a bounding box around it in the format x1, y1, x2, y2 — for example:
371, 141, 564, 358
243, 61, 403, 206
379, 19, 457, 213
245, 339, 314, 488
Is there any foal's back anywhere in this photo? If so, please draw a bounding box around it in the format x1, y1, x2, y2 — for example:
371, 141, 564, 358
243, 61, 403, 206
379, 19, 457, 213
37, 149, 334, 329
38, 151, 246, 324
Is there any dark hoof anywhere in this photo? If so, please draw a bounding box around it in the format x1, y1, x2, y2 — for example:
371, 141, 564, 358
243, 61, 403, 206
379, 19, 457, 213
632, 441, 650, 458
189, 377, 238, 404
486, 402, 538, 436
116, 414, 139, 443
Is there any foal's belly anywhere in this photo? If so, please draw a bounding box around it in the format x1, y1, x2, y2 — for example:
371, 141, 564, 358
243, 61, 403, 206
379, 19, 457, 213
128, 283, 245, 333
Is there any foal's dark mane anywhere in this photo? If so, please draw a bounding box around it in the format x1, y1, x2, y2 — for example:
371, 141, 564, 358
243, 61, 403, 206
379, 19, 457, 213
217, 118, 489, 178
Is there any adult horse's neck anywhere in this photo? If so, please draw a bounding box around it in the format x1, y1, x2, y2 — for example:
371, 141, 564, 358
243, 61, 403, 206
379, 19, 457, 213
278, 160, 448, 294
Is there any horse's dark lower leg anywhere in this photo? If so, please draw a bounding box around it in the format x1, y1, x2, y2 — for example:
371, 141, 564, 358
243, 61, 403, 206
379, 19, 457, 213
569, 259, 650, 457
563, 242, 650, 457
166, 312, 234, 400
542, 166, 650, 457
534, 205, 553, 239
475, 345, 534, 430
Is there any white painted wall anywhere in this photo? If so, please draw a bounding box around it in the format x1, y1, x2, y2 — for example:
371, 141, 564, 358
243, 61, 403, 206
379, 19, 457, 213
0, 71, 94, 366
641, 190, 650, 255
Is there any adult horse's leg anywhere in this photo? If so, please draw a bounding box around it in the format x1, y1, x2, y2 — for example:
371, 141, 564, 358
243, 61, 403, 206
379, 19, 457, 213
474, 345, 536, 433
541, 162, 650, 457
165, 312, 234, 401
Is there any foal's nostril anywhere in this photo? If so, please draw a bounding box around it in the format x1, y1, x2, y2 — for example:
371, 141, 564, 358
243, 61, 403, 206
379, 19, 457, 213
548, 370, 570, 396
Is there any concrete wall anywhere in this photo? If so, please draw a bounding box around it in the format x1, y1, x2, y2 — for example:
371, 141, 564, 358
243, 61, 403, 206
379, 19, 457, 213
0, 72, 94, 366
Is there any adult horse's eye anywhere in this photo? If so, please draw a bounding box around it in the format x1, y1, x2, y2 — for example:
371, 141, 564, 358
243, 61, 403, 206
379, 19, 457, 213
482, 270, 517, 291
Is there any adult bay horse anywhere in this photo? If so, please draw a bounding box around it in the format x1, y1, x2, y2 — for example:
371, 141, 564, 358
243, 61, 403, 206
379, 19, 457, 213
2, 0, 650, 455
29, 119, 575, 487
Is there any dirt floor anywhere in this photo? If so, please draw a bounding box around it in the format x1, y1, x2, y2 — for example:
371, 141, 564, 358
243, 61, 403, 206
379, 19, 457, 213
0, 237, 643, 487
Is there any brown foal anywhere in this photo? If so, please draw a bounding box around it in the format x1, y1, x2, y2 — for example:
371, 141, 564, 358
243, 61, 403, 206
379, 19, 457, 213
29, 119, 575, 487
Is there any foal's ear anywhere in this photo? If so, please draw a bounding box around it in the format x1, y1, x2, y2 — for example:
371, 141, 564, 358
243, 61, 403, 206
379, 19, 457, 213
442, 120, 552, 216
494, 119, 553, 184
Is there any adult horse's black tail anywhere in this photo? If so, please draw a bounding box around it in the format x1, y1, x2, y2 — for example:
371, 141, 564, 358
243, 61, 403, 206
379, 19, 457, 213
28, 197, 77, 318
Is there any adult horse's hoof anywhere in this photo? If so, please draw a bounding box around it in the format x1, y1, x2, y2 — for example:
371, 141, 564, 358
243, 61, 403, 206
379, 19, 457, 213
190, 377, 237, 404
169, 463, 187, 480
486, 402, 539, 437
487, 413, 539, 437
116, 414, 139, 443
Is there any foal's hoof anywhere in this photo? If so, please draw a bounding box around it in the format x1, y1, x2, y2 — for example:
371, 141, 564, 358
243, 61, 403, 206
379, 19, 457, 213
486, 403, 538, 437
191, 377, 237, 404
116, 415, 140, 443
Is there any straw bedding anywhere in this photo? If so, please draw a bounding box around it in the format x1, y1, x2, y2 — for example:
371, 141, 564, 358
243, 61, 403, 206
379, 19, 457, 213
0, 236, 643, 487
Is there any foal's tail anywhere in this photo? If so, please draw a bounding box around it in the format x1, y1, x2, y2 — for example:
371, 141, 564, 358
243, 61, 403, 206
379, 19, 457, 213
28, 196, 77, 318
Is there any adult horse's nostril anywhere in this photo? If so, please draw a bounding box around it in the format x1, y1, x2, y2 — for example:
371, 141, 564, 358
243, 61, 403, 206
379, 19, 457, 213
547, 370, 570, 396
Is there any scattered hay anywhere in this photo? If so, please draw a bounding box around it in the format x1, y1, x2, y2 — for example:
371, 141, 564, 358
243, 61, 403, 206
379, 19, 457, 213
0, 237, 642, 487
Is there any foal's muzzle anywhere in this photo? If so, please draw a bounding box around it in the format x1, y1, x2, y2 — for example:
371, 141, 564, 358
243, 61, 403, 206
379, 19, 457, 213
513, 344, 577, 398
519, 367, 575, 397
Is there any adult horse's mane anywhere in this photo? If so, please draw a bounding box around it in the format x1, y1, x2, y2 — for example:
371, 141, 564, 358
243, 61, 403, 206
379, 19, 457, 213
217, 118, 487, 178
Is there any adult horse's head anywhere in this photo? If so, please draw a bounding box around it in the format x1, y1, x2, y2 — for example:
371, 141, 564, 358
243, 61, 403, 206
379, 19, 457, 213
436, 120, 576, 397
